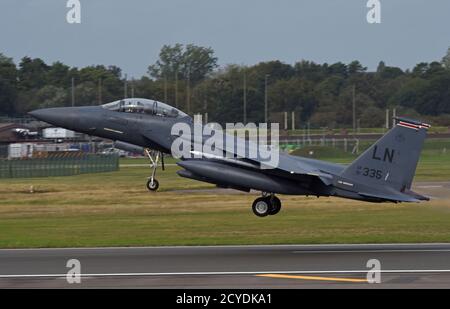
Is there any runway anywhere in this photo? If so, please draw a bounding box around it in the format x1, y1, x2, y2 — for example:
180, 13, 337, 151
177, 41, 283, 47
1, 243, 450, 288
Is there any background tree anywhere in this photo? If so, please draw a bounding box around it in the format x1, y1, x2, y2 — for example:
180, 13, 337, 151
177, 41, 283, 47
18, 57, 49, 90
0, 53, 18, 116
33, 85, 67, 109
148, 44, 218, 84
442, 47, 450, 70
1, 44, 450, 127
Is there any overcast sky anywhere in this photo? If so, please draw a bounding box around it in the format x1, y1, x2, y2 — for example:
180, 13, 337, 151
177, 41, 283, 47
1, 0, 449, 77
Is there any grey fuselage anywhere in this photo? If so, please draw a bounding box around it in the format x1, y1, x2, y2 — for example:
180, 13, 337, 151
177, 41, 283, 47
29, 103, 428, 204
31, 106, 186, 153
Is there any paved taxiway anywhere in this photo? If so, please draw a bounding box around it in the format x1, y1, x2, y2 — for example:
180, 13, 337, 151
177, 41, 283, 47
1, 244, 450, 288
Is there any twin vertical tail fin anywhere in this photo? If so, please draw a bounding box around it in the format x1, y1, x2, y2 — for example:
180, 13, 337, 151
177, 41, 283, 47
341, 117, 430, 193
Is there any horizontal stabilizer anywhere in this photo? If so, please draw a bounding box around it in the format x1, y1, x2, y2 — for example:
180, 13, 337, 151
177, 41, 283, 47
403, 189, 430, 201
358, 190, 422, 203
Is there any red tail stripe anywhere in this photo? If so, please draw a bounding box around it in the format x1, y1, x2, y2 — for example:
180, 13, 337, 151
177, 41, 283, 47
398, 121, 430, 130
399, 121, 419, 129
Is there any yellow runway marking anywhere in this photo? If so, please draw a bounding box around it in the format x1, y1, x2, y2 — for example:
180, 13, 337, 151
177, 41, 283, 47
256, 274, 368, 283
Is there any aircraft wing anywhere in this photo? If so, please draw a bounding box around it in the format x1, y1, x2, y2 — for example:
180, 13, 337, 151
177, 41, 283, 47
178, 131, 336, 184
220, 133, 335, 183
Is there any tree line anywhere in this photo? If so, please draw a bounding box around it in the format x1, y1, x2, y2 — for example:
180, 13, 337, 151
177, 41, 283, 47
1, 44, 450, 128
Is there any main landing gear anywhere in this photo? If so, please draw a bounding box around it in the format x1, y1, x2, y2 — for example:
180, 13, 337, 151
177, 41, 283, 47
145, 149, 165, 192
252, 194, 282, 217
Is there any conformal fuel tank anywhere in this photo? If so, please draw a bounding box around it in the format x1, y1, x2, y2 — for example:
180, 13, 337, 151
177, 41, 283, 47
177, 159, 312, 195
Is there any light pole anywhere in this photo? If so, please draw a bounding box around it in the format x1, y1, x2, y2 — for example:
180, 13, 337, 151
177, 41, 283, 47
175, 69, 178, 108
243, 68, 247, 124
352, 84, 356, 134
98, 78, 103, 104
71, 77, 75, 107
164, 75, 168, 103
131, 78, 135, 98
187, 65, 191, 115
124, 74, 128, 98
264, 74, 270, 123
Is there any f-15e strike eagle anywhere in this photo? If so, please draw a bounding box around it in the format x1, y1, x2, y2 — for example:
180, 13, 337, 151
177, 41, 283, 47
30, 98, 430, 217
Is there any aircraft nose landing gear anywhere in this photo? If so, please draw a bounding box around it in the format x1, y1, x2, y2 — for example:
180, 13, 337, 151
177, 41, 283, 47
146, 178, 159, 191
251, 194, 282, 217
145, 149, 164, 192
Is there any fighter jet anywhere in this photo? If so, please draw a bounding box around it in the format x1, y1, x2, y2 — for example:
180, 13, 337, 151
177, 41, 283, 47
29, 98, 430, 217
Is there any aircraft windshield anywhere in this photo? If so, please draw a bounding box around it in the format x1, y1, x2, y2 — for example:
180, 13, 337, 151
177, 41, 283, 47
101, 98, 188, 118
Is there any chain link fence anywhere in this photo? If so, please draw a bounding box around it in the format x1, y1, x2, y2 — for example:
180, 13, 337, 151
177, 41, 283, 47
280, 137, 367, 155
0, 154, 119, 179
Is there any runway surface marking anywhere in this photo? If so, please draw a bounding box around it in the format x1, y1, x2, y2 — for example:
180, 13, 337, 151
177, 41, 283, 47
293, 249, 450, 254
2, 269, 450, 279
256, 274, 368, 283
2, 244, 450, 287
415, 185, 444, 188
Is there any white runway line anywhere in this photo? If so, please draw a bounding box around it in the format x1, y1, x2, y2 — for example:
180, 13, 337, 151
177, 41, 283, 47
293, 249, 450, 254
2, 269, 450, 279
415, 185, 444, 189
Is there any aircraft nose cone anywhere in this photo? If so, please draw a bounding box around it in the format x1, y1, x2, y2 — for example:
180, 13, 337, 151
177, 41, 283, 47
28, 109, 42, 119
29, 106, 102, 134
28, 107, 76, 128
29, 108, 61, 124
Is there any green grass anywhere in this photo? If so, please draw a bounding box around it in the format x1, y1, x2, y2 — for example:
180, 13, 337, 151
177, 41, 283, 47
0, 150, 450, 248
286, 126, 449, 135
2, 196, 450, 248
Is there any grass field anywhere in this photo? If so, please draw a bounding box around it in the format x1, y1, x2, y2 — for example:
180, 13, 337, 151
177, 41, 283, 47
0, 148, 450, 248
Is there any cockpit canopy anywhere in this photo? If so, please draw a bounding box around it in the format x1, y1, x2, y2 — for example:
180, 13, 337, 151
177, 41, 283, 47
101, 98, 188, 118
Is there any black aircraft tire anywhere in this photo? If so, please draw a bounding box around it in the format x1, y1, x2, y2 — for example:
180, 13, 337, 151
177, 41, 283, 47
269, 196, 281, 215
146, 179, 159, 191
252, 197, 271, 217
